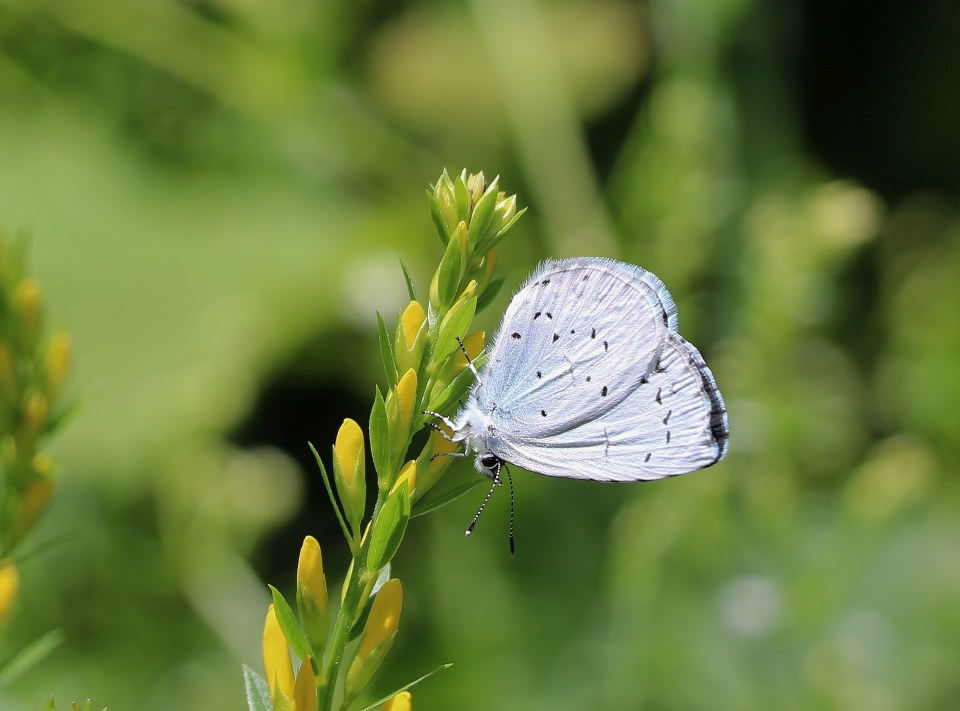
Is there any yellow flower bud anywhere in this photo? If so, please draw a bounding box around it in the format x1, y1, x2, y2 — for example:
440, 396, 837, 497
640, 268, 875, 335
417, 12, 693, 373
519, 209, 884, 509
43, 333, 71, 402
14, 279, 42, 348
0, 560, 19, 624
381, 691, 412, 711
20, 393, 48, 442
292, 657, 317, 711
262, 604, 295, 704
455, 331, 485, 370
399, 301, 426, 347
390, 461, 416, 497
395, 369, 417, 433
296, 536, 328, 654
344, 579, 403, 700
8, 475, 56, 549
496, 194, 518, 226
413, 429, 459, 500
484, 249, 498, 281
333, 419, 366, 534
466, 171, 486, 204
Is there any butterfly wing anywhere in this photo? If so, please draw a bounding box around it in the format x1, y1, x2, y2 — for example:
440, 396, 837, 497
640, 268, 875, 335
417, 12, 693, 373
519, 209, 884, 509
482, 257, 727, 481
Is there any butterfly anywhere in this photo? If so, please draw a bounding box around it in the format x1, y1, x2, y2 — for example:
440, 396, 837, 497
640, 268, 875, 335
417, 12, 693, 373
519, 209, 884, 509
427, 257, 728, 546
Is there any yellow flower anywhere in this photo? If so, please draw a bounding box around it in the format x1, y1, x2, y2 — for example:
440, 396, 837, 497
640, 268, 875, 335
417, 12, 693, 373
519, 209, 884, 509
0, 560, 19, 624
399, 301, 426, 348
381, 690, 412, 711
390, 461, 417, 497
296, 536, 328, 653
414, 429, 459, 500
43, 333, 71, 401
333, 419, 366, 534
19, 393, 48, 443
8, 472, 56, 549
292, 657, 317, 711
262, 604, 295, 704
395, 369, 417, 433
14, 279, 42, 348
344, 579, 403, 700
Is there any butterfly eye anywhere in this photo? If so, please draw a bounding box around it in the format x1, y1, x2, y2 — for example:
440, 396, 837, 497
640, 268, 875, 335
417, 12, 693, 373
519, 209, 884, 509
480, 454, 499, 470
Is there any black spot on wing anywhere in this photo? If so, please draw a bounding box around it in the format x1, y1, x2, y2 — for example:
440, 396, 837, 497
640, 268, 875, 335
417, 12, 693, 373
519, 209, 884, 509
603, 340, 608, 351
511, 332, 521, 339
601, 386, 608, 397
534, 312, 541, 320
655, 387, 662, 404
553, 333, 559, 343
663, 409, 672, 425
540, 409, 547, 417
591, 328, 596, 339
536, 370, 542, 379
644, 452, 651, 463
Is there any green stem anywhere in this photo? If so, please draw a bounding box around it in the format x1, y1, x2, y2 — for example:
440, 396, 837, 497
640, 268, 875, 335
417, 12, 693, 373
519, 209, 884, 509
318, 491, 388, 711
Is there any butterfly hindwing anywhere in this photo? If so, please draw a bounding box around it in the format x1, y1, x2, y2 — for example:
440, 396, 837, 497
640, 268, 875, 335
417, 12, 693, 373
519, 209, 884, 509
493, 333, 728, 481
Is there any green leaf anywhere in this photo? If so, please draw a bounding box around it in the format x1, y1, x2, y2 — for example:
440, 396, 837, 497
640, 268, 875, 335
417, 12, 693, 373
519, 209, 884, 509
411, 477, 485, 518
479, 206, 528, 254
268, 585, 313, 663
377, 311, 399, 386
367, 482, 411, 571
309, 442, 354, 549
466, 177, 499, 247
476, 277, 505, 313
0, 628, 64, 685
432, 294, 477, 367
242, 664, 274, 711
348, 563, 391, 641
358, 663, 454, 711
453, 172, 471, 221
369, 386, 391, 483
425, 352, 486, 415
427, 189, 450, 244
399, 259, 418, 301
435, 226, 464, 309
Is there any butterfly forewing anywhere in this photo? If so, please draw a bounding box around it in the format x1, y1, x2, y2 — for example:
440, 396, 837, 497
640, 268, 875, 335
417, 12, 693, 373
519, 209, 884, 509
483, 258, 677, 437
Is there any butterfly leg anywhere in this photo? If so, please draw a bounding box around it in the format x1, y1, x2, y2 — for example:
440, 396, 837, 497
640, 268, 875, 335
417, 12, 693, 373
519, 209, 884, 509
422, 415, 457, 441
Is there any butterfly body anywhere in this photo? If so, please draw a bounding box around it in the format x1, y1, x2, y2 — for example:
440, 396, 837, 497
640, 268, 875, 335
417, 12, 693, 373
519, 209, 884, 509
449, 257, 728, 482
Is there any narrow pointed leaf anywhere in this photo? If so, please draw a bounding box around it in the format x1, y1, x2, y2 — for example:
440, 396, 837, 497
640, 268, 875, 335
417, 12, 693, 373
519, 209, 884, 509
308, 442, 354, 549
377, 311, 399, 386
476, 277, 505, 312
358, 663, 454, 711
399, 260, 418, 300
268, 585, 313, 663
369, 386, 391, 482
243, 665, 274, 711
432, 295, 477, 367
0, 629, 64, 685
411, 478, 486, 518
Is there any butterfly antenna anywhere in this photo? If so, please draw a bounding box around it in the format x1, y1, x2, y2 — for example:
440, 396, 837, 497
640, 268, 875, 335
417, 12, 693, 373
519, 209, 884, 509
505, 462, 516, 556
456, 336, 482, 382
465, 469, 500, 538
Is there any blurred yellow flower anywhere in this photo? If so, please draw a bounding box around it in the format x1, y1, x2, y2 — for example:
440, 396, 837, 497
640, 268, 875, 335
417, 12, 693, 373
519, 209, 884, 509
43, 333, 71, 401
13, 279, 42, 348
0, 560, 19, 624
262, 604, 295, 704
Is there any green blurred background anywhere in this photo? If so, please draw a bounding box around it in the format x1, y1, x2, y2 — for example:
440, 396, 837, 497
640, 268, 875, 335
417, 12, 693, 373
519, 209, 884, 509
2, 0, 959, 708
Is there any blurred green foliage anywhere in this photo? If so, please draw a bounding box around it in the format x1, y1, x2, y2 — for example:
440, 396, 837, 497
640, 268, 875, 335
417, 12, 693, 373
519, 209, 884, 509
0, 0, 958, 709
